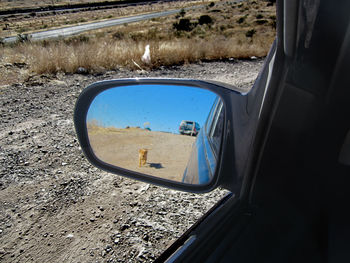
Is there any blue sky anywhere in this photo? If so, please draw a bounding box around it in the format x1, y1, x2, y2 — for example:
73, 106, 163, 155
87, 84, 217, 133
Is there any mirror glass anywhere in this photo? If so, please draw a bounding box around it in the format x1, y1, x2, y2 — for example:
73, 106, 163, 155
86, 84, 224, 185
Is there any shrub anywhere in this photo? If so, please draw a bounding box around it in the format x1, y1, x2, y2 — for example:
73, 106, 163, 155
256, 14, 263, 19
220, 25, 226, 31
208, 2, 215, 7
173, 18, 195, 32
270, 20, 276, 29
198, 15, 213, 25
179, 9, 186, 17
129, 32, 144, 41
237, 16, 247, 24
255, 19, 268, 25
76, 35, 90, 43
246, 29, 256, 38
113, 31, 125, 40
63, 35, 90, 45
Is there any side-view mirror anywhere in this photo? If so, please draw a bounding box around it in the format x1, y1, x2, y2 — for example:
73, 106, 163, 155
74, 79, 237, 192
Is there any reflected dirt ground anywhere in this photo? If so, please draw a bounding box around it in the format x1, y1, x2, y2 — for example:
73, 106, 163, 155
87, 125, 195, 182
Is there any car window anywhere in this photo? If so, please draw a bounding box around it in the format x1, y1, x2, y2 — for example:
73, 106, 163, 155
209, 101, 224, 155
206, 97, 220, 134
186, 122, 194, 129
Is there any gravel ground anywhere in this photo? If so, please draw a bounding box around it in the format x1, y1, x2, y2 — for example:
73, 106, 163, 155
0, 59, 264, 262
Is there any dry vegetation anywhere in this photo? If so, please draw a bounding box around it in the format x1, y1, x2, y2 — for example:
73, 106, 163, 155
1, 0, 276, 77
0, 0, 124, 10
0, 1, 206, 38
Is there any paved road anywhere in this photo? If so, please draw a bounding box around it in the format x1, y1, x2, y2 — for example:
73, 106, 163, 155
3, 8, 188, 43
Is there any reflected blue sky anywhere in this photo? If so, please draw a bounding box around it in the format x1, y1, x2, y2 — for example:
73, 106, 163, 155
87, 84, 217, 133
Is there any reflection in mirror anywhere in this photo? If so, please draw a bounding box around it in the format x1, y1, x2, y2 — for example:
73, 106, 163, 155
86, 84, 223, 185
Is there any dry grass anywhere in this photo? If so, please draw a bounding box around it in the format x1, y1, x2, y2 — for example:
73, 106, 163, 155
87, 122, 125, 135
1, 0, 276, 75
87, 121, 144, 135
4, 35, 273, 74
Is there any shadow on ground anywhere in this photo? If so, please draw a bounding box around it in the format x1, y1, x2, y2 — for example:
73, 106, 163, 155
149, 163, 164, 169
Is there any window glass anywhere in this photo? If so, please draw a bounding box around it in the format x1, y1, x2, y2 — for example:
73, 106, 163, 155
206, 97, 220, 134
209, 101, 224, 155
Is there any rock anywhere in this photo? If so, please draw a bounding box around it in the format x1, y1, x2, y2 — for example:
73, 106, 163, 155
143, 234, 149, 241
120, 224, 130, 231
76, 67, 88, 75
105, 245, 112, 252
50, 80, 66, 87
13, 62, 27, 68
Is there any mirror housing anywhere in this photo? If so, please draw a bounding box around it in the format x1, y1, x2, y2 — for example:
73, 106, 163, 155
74, 79, 241, 193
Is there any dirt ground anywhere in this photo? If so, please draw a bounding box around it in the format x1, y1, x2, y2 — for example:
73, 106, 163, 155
0, 59, 263, 262
88, 127, 196, 182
